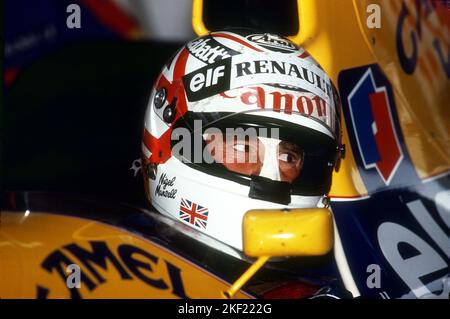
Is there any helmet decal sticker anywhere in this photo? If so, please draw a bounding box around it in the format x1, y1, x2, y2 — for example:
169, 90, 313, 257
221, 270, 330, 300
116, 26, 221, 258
219, 86, 330, 123
183, 58, 232, 102
179, 198, 209, 230
246, 33, 298, 53
155, 173, 177, 199
183, 53, 333, 106
186, 35, 240, 64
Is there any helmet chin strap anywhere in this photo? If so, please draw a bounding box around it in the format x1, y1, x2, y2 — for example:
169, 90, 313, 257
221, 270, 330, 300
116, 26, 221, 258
258, 137, 281, 181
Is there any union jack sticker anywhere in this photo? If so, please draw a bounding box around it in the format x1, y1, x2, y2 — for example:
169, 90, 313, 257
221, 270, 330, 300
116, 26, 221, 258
179, 198, 209, 229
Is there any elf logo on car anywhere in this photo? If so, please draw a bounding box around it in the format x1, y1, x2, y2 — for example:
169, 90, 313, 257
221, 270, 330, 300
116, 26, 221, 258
377, 189, 450, 298
246, 34, 297, 53
183, 59, 231, 102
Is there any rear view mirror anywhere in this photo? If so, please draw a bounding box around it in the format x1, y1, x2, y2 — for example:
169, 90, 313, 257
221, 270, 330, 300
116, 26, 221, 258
243, 208, 334, 257
224, 208, 334, 298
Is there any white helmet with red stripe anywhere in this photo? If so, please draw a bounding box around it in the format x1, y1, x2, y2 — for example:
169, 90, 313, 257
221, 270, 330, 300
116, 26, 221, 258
142, 30, 343, 253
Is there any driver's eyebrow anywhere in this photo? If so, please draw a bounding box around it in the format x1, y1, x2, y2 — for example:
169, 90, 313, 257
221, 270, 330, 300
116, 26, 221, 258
279, 141, 302, 154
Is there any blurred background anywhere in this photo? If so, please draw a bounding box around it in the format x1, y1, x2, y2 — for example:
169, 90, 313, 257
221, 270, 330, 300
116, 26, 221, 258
2, 0, 300, 205
4, 0, 194, 204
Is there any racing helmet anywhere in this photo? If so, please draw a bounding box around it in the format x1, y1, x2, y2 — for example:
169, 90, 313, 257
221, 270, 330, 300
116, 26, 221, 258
142, 30, 343, 252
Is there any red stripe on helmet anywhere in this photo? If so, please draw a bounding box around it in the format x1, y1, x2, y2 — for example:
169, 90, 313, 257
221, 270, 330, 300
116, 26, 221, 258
142, 49, 192, 164
172, 48, 190, 117
298, 51, 310, 59
155, 49, 190, 118
173, 48, 190, 80
212, 32, 263, 52
142, 128, 173, 164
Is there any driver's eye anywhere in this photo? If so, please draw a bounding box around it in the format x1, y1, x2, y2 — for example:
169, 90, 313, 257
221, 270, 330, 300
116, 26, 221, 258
279, 152, 297, 163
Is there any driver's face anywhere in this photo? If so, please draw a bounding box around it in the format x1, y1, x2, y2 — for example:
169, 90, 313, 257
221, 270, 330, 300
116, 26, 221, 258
205, 134, 303, 183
